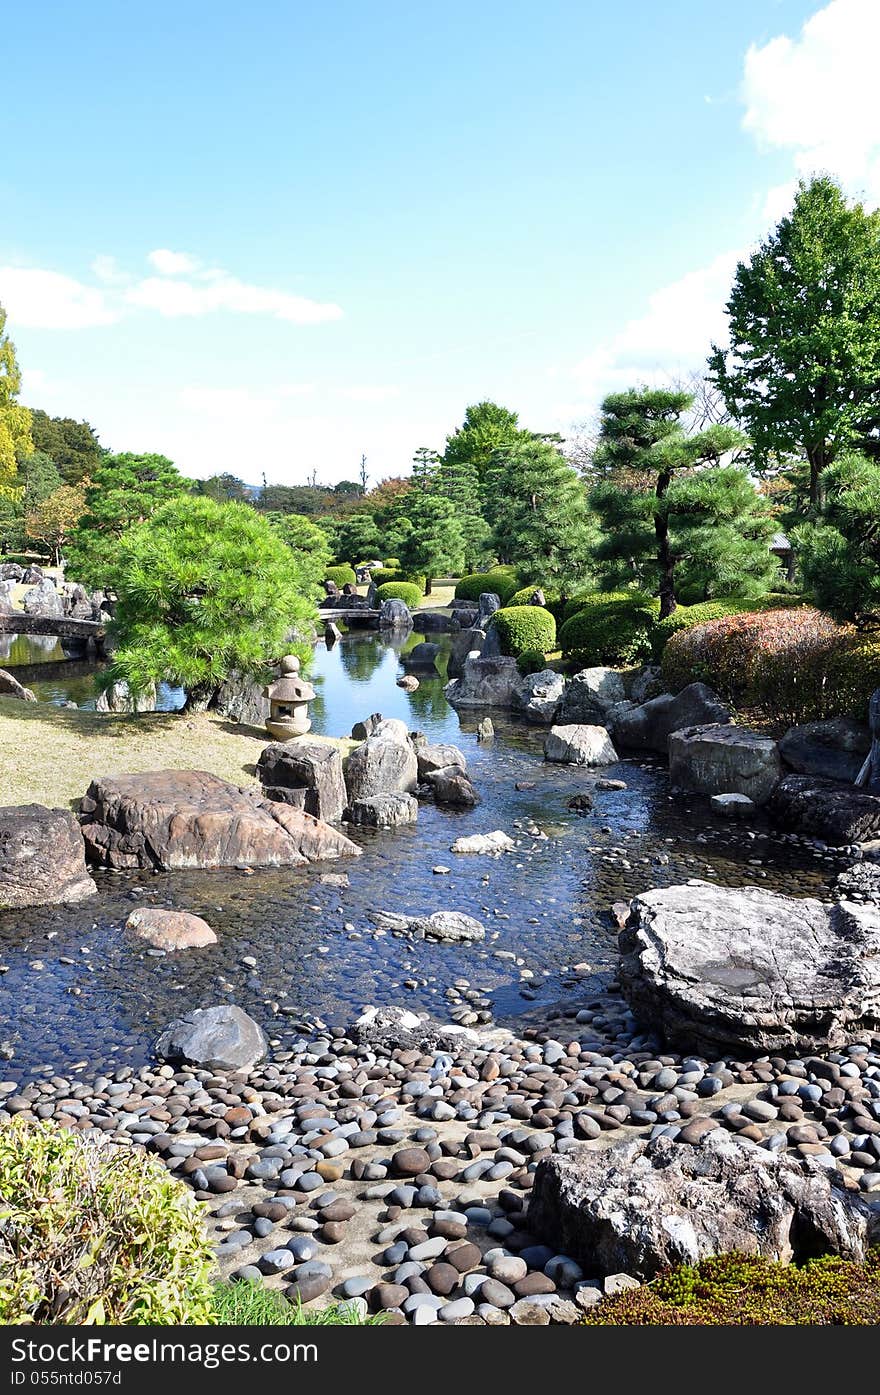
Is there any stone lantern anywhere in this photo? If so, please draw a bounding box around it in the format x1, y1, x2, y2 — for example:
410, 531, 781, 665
264, 655, 315, 741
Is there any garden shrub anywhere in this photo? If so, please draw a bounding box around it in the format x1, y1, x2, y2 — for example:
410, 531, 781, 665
559, 593, 658, 667
487, 605, 556, 659
661, 606, 879, 723
454, 568, 519, 605
561, 590, 638, 625
649, 599, 756, 660
584, 1250, 880, 1325
382, 557, 400, 569
516, 648, 551, 676
0, 1119, 215, 1325
375, 581, 422, 608
325, 563, 357, 588
369, 567, 402, 587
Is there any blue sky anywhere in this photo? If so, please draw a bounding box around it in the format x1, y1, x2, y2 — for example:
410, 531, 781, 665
2, 0, 878, 485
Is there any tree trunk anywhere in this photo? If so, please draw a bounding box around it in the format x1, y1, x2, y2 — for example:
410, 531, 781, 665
424, 576, 432, 595
654, 469, 677, 619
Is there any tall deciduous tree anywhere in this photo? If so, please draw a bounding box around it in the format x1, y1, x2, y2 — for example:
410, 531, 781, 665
488, 439, 597, 594
28, 410, 104, 484
105, 496, 318, 707
440, 401, 526, 486
264, 511, 331, 596
709, 177, 880, 514
793, 454, 880, 626
65, 452, 190, 588
26, 484, 87, 565
0, 302, 33, 492
590, 388, 763, 616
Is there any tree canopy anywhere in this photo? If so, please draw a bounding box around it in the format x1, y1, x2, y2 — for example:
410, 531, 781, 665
105, 496, 318, 706
793, 453, 880, 627
709, 177, 880, 514
65, 452, 190, 589
28, 409, 104, 484
384, 489, 466, 594
0, 302, 33, 493
488, 438, 597, 593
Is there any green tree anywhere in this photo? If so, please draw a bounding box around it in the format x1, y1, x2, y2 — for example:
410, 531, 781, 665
326, 511, 382, 566
256, 483, 334, 515
195, 473, 252, 503
0, 302, 33, 492
590, 388, 753, 616
66, 453, 190, 588
411, 447, 440, 492
105, 496, 317, 707
265, 511, 331, 595
709, 177, 880, 515
385, 490, 466, 594
793, 453, 880, 625
489, 438, 597, 594
440, 401, 527, 486
433, 453, 491, 570
19, 451, 62, 512
28, 410, 104, 484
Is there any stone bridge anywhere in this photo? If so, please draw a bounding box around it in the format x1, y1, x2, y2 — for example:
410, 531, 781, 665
0, 612, 107, 656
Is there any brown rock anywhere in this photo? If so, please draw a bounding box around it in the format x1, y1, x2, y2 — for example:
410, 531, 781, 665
0, 804, 96, 910
390, 1146, 431, 1177
125, 907, 217, 951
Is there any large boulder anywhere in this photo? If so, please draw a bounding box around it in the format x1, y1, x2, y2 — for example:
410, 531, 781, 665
257, 740, 347, 822
96, 680, 157, 714
612, 683, 731, 753
668, 723, 782, 805
0, 805, 96, 909
444, 655, 521, 708
378, 598, 413, 631
416, 742, 467, 779
210, 671, 270, 727
0, 668, 36, 702
779, 718, 871, 783
619, 880, 880, 1053
446, 628, 485, 679
478, 593, 501, 622
769, 776, 880, 845
0, 563, 23, 582
125, 907, 217, 951
544, 724, 618, 766
402, 641, 441, 670
556, 668, 626, 725
412, 611, 458, 632
22, 577, 63, 617
426, 766, 480, 807
345, 793, 418, 827
513, 669, 565, 725
155, 1005, 267, 1071
79, 769, 361, 871
344, 734, 418, 801
528, 1131, 870, 1280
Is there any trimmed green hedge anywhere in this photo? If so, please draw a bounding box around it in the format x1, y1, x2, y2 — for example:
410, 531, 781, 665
370, 567, 402, 587
650, 594, 806, 659
487, 605, 556, 658
561, 589, 635, 625
0, 1119, 215, 1325
516, 647, 551, 675
454, 568, 519, 605
325, 563, 357, 588
383, 557, 401, 569
376, 581, 422, 608
559, 593, 658, 667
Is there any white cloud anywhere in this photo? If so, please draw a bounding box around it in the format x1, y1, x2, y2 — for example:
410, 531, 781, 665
0, 267, 118, 329
572, 249, 740, 405
125, 271, 343, 324
90, 254, 130, 286
341, 385, 401, 403
147, 248, 199, 275
742, 0, 880, 201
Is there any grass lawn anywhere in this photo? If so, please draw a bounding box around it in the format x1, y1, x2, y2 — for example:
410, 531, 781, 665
0, 698, 352, 811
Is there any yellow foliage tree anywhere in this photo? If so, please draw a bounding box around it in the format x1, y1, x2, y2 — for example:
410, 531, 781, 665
26, 484, 86, 565
0, 301, 33, 496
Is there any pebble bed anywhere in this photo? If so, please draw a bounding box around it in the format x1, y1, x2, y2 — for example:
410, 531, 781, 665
4, 1000, 880, 1325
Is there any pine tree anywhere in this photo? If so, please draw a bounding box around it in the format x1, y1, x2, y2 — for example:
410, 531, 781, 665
489, 439, 597, 594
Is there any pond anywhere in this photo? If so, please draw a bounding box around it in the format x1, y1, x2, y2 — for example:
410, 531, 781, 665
2, 633, 185, 710
0, 625, 848, 1083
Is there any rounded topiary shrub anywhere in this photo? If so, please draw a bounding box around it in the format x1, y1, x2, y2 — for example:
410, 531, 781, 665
375, 581, 422, 608
0, 1118, 215, 1325
516, 647, 550, 676
383, 557, 401, 569
561, 590, 634, 625
559, 594, 657, 667
488, 605, 556, 659
370, 567, 402, 587
325, 563, 357, 588
454, 568, 519, 605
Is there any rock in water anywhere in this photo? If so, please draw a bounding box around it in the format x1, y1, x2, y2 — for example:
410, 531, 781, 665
125, 907, 217, 951
768, 776, 880, 845
669, 723, 782, 805
408, 911, 485, 943
156, 1005, 267, 1071
397, 675, 419, 691
528, 1131, 870, 1280
0, 805, 96, 909
416, 743, 467, 778
513, 669, 565, 725
257, 741, 347, 822
555, 668, 626, 725
0, 668, 36, 702
427, 767, 480, 807
619, 880, 880, 1053
778, 717, 871, 783
344, 735, 418, 801
544, 724, 618, 766
79, 770, 361, 871
346, 793, 418, 827
450, 830, 513, 855
444, 656, 521, 709
612, 683, 731, 753
710, 792, 756, 819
